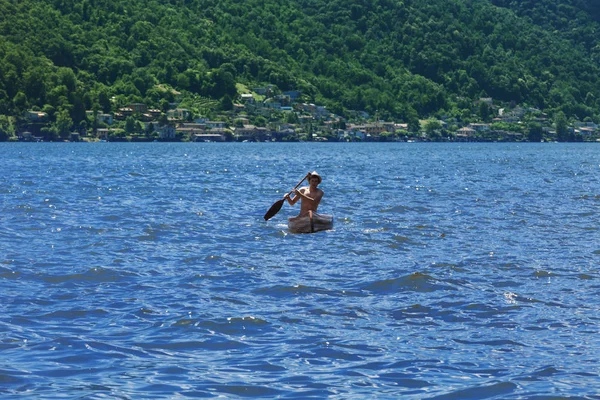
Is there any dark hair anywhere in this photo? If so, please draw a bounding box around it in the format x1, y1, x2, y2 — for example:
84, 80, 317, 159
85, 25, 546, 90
308, 173, 322, 184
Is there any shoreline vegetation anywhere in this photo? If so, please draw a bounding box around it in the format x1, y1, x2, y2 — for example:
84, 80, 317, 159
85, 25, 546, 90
6, 94, 600, 143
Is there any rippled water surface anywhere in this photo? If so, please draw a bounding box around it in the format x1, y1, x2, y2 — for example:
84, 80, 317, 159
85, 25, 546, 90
1, 142, 599, 399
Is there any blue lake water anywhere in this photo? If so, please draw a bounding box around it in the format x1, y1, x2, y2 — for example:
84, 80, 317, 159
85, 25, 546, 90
1, 142, 599, 399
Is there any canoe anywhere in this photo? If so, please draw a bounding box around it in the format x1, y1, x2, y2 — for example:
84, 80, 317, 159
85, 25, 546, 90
288, 211, 333, 233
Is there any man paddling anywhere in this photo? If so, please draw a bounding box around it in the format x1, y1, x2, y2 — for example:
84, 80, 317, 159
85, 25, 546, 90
284, 171, 324, 216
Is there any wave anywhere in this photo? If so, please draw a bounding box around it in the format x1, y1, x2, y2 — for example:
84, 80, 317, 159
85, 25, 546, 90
363, 273, 459, 294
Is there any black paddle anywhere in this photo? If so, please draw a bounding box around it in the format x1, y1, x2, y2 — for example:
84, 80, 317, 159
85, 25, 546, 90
264, 173, 310, 221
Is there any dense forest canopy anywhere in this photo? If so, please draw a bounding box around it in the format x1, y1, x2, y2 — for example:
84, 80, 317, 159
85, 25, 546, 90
1, 0, 600, 131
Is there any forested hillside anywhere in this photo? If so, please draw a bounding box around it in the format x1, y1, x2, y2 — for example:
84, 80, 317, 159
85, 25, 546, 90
1, 0, 600, 135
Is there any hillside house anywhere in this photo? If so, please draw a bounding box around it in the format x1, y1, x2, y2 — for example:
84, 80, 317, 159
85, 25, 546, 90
234, 125, 270, 141
25, 111, 48, 121
129, 103, 147, 114
468, 123, 491, 132
575, 121, 598, 130
234, 125, 261, 140
179, 122, 206, 129
140, 109, 161, 121
118, 107, 134, 116
277, 123, 297, 131
175, 124, 205, 140
148, 109, 162, 118
252, 85, 275, 96
96, 128, 123, 140
156, 125, 176, 140
283, 90, 301, 100
338, 127, 366, 141
295, 103, 328, 118
85, 111, 113, 125
206, 121, 227, 129
363, 123, 385, 136
192, 129, 227, 142
578, 127, 597, 136
273, 94, 291, 106
458, 127, 476, 138
19, 131, 43, 141
498, 107, 525, 122
167, 108, 190, 121
98, 113, 113, 125
262, 101, 282, 110
240, 94, 255, 103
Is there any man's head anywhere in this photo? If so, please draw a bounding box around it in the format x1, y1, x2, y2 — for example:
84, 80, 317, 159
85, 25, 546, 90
308, 171, 322, 185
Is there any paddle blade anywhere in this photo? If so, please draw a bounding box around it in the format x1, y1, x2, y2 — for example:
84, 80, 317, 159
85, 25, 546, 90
264, 199, 285, 221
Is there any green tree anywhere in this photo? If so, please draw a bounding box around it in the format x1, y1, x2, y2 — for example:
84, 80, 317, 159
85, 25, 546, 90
527, 122, 544, 142
479, 102, 492, 122
125, 116, 136, 134
160, 99, 170, 113
78, 119, 87, 134
223, 129, 234, 142
145, 122, 154, 137
24, 67, 48, 105
55, 108, 73, 139
424, 119, 442, 140
210, 67, 237, 98
554, 111, 570, 141
58, 68, 77, 92
253, 115, 267, 127
0, 115, 15, 141
98, 90, 112, 113
158, 113, 169, 126
220, 94, 233, 111
12, 91, 28, 112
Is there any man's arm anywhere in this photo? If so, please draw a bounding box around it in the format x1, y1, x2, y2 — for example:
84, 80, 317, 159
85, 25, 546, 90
293, 188, 315, 201
285, 191, 301, 206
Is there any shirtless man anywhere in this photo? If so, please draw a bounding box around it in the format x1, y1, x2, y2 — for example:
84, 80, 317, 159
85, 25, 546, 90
284, 171, 324, 217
